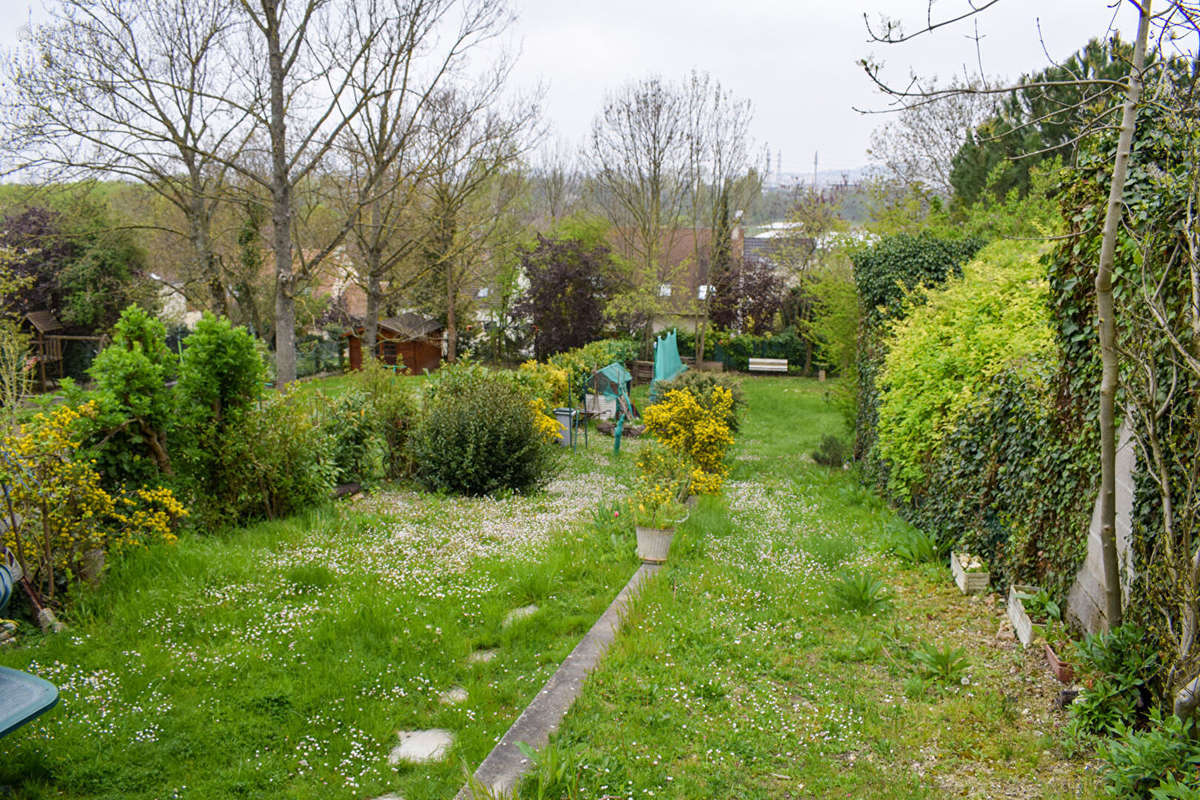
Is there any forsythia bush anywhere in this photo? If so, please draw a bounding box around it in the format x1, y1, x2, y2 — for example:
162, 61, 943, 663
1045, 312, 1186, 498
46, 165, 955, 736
643, 387, 734, 495
516, 360, 569, 407
0, 403, 185, 604
529, 397, 563, 444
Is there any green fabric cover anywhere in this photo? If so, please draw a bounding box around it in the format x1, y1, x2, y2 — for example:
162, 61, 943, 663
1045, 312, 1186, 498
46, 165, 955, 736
650, 330, 687, 402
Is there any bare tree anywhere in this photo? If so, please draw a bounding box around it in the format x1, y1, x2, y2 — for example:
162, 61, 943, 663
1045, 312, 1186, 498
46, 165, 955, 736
867, 76, 996, 196
530, 137, 583, 227
413, 85, 538, 361
2, 0, 254, 315
586, 75, 691, 335
682, 71, 758, 361
328, 0, 515, 357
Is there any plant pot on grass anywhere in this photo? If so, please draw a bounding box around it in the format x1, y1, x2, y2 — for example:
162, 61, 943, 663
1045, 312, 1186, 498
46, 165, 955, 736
1045, 642, 1075, 684
951, 551, 990, 595
1040, 617, 1076, 684
635, 525, 675, 564
631, 484, 687, 565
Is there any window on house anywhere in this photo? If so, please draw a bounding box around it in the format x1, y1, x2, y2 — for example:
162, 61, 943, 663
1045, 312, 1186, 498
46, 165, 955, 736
476, 287, 490, 299
658, 283, 672, 297
698, 284, 714, 300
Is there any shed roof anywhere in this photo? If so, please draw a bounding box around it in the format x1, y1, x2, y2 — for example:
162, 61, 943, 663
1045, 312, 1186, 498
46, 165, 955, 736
24, 311, 62, 334
378, 312, 442, 340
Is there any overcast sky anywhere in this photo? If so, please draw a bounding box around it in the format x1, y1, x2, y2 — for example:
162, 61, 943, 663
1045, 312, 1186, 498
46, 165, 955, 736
501, 0, 1142, 174
1, 1, 1146, 175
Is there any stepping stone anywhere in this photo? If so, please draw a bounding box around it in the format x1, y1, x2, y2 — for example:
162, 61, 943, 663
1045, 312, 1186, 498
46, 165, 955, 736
371, 794, 404, 800
468, 648, 497, 664
388, 729, 453, 765
502, 604, 538, 627
439, 686, 469, 705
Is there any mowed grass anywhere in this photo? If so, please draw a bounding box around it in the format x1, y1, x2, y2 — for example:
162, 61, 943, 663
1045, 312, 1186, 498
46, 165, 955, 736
521, 376, 1099, 800
0, 404, 643, 800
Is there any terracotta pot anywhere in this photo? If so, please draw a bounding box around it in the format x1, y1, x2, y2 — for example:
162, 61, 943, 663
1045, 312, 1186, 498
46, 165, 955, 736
635, 526, 674, 564
1045, 643, 1074, 684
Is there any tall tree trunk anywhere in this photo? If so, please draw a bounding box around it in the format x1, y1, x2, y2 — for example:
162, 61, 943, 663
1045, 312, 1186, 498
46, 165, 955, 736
265, 0, 296, 385
365, 258, 382, 359
1095, 0, 1152, 630
189, 177, 228, 317
445, 259, 457, 363
363, 196, 383, 358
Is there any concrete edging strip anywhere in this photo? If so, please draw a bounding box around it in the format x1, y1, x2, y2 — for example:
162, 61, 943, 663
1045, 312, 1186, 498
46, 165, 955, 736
455, 562, 661, 799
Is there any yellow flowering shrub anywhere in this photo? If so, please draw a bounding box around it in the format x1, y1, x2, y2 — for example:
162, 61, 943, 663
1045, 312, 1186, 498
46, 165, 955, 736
0, 402, 186, 604
642, 387, 734, 495
630, 481, 687, 528
530, 397, 563, 444
635, 444, 692, 501
517, 360, 569, 407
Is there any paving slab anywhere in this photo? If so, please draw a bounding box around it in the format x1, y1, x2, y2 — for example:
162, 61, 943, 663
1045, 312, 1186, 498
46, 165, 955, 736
467, 648, 497, 664
439, 686, 469, 705
388, 729, 453, 765
502, 604, 538, 627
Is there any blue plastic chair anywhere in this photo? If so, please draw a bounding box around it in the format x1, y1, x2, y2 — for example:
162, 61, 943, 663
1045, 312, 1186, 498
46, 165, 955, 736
0, 665, 58, 738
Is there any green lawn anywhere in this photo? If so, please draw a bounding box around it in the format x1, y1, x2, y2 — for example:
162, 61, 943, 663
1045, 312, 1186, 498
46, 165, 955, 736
0, 409, 644, 799
1, 376, 1097, 799
520, 376, 1099, 799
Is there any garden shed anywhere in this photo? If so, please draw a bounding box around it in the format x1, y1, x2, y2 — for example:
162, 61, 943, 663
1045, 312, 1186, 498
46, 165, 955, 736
346, 313, 443, 373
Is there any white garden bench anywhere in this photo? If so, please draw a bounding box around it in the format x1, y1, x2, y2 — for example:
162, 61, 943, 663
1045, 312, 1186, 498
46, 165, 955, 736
748, 357, 788, 373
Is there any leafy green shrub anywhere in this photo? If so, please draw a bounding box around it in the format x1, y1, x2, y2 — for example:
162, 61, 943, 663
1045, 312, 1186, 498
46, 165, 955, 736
1077, 624, 1159, 684
315, 389, 387, 486
829, 570, 893, 615
173, 316, 300, 529
350, 358, 418, 479
912, 642, 969, 685
811, 434, 849, 468
84, 306, 178, 487
1099, 712, 1200, 800
1068, 624, 1159, 736
658, 370, 745, 431
187, 389, 335, 529
410, 364, 558, 496
176, 313, 265, 424
548, 338, 638, 399
876, 240, 1054, 500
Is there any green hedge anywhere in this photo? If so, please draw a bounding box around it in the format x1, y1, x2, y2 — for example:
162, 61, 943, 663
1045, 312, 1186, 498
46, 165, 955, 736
876, 240, 1054, 500
851, 232, 984, 483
